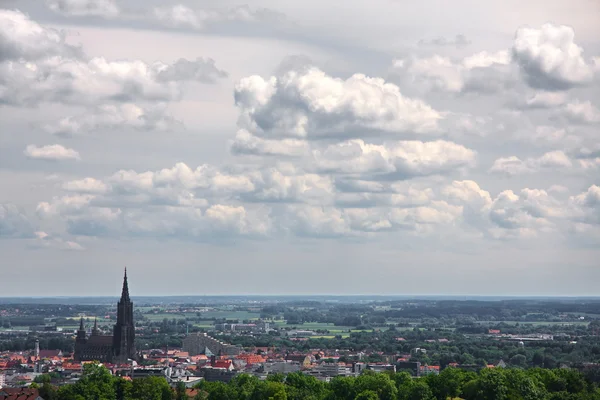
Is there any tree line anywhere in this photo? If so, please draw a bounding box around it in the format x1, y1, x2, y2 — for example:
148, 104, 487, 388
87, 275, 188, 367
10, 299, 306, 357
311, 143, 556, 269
34, 362, 600, 400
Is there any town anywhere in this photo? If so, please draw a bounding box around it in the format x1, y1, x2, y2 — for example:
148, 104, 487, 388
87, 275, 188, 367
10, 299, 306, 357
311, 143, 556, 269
1, 272, 600, 399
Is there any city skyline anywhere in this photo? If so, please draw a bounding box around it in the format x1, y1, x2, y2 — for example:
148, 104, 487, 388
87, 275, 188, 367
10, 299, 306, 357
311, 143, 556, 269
1, 0, 599, 296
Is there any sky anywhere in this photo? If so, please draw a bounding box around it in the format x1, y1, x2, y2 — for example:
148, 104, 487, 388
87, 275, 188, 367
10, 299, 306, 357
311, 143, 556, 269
0, 0, 599, 296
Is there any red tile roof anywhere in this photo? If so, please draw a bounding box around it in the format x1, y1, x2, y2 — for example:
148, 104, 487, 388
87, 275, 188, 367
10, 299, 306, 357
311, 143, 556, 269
0, 388, 41, 400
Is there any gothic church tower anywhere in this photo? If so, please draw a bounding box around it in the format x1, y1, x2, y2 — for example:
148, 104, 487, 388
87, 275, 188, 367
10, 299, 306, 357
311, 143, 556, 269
113, 268, 136, 362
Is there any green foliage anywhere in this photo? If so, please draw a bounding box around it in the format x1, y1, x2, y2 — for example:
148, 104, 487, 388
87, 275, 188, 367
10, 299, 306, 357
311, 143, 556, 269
39, 364, 600, 400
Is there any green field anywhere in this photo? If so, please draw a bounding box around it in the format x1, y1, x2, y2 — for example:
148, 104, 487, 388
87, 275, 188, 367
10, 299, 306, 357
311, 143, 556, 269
476, 320, 589, 326
143, 310, 261, 322
311, 334, 351, 339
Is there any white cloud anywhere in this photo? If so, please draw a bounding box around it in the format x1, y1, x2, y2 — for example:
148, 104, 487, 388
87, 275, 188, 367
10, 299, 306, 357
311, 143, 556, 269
512, 23, 597, 90
45, 0, 119, 17
489, 151, 572, 176
24, 144, 81, 161
392, 50, 514, 94
522, 91, 567, 109
37, 195, 94, 218
153, 5, 204, 29
312, 139, 476, 178
525, 126, 578, 147
234, 66, 442, 140
569, 185, 600, 225
443, 181, 561, 239
572, 146, 600, 169
562, 100, 600, 124
62, 178, 109, 194
152, 4, 285, 30
0, 204, 34, 238
0, 10, 227, 106
230, 130, 309, 157
2, 56, 227, 106
32, 231, 85, 251
44, 103, 181, 136
0, 9, 80, 62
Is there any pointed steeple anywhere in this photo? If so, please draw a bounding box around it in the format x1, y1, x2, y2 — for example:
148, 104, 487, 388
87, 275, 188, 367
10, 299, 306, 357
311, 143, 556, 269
120, 267, 130, 302
76, 317, 87, 342
92, 317, 99, 336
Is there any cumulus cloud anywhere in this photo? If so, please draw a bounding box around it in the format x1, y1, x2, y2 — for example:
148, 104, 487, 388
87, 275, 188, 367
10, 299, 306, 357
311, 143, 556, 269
0, 10, 227, 106
234, 66, 442, 140
442, 181, 561, 239
44, 103, 181, 136
512, 23, 597, 90
62, 178, 109, 194
0, 204, 34, 238
0, 9, 80, 62
511, 125, 581, 148
312, 139, 476, 179
45, 0, 119, 17
571, 146, 600, 169
155, 57, 228, 83
24, 144, 81, 161
561, 100, 600, 124
230, 130, 309, 157
392, 50, 515, 94
569, 185, 600, 225
489, 151, 572, 176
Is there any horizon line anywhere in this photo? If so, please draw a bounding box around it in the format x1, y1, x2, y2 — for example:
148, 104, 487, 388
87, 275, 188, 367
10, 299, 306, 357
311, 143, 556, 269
1, 294, 600, 299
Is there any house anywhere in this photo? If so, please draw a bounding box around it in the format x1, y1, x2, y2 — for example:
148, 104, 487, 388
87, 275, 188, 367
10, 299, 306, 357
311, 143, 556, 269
419, 365, 440, 375
0, 388, 44, 400
212, 360, 234, 371
285, 354, 311, 368
488, 329, 501, 335
38, 350, 63, 361
235, 354, 265, 366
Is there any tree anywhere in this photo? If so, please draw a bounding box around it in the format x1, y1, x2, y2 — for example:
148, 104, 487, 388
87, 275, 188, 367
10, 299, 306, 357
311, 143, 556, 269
354, 372, 397, 400
130, 376, 173, 400
57, 363, 117, 400
426, 367, 471, 400
176, 382, 187, 400
284, 372, 327, 400
406, 380, 434, 400
330, 376, 356, 400
354, 390, 379, 400
509, 354, 527, 368
39, 382, 58, 400
464, 368, 508, 400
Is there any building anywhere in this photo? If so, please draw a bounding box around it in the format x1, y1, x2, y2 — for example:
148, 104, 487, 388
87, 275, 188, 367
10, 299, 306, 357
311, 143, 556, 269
0, 388, 42, 400
74, 269, 137, 363
284, 354, 312, 369
182, 333, 241, 356
0, 374, 5, 389
311, 362, 350, 377
263, 361, 301, 374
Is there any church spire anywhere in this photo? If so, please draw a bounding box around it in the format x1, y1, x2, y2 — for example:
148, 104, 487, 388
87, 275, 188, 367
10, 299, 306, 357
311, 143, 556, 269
120, 267, 130, 302
92, 317, 99, 336
79, 317, 84, 331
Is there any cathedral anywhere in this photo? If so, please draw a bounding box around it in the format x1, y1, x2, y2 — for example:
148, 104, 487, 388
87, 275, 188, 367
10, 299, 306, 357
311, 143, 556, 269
74, 269, 136, 363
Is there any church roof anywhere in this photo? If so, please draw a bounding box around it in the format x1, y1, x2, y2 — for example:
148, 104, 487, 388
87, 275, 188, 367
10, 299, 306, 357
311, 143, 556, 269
87, 335, 113, 346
